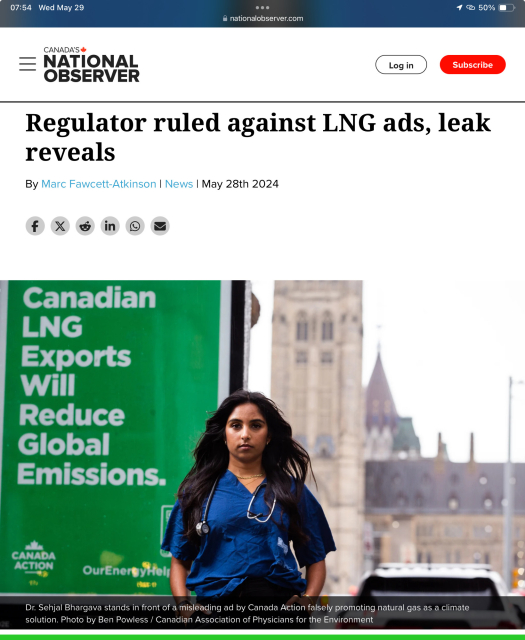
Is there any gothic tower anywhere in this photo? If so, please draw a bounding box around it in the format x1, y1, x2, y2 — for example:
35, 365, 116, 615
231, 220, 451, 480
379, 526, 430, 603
271, 281, 364, 591
364, 351, 398, 460
365, 350, 421, 460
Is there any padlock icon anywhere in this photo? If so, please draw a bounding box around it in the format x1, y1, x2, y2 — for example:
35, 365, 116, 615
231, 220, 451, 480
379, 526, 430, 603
223, 15, 227, 21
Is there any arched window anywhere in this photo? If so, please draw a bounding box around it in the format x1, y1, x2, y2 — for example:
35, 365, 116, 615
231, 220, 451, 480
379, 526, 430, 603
314, 435, 335, 458
296, 312, 308, 341
396, 493, 408, 508
321, 312, 333, 341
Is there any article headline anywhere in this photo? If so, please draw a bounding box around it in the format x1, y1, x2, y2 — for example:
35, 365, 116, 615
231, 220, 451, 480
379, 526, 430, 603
24, 112, 492, 161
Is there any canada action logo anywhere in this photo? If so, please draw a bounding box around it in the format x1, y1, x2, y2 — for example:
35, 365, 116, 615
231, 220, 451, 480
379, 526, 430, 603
12, 540, 56, 574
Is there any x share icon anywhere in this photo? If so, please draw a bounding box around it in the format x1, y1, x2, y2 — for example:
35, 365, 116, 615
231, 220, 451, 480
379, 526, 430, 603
51, 217, 70, 235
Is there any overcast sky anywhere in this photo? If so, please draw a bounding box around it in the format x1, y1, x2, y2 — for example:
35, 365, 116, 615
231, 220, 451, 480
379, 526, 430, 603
249, 281, 525, 463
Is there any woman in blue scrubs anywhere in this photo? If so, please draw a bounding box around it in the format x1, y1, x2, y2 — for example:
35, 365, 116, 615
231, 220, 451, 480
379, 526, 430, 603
162, 390, 335, 627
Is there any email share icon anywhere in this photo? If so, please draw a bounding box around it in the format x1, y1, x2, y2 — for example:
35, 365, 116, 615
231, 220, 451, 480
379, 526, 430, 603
151, 217, 170, 235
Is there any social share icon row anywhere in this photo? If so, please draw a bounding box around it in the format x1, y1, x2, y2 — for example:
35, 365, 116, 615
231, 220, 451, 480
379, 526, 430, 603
26, 216, 170, 236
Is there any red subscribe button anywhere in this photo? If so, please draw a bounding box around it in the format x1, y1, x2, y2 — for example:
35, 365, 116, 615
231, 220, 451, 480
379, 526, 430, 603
440, 55, 506, 74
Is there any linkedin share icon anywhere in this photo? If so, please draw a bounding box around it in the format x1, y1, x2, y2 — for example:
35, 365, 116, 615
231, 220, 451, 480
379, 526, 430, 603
101, 217, 120, 236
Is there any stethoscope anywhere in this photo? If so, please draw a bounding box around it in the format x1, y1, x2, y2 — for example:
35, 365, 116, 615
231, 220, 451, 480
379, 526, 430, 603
196, 476, 276, 537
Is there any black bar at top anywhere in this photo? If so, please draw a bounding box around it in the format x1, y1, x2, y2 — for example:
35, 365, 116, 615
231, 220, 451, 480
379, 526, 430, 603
229, 281, 246, 394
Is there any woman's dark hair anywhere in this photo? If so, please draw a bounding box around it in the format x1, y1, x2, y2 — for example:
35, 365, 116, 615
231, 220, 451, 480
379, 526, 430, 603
178, 389, 314, 547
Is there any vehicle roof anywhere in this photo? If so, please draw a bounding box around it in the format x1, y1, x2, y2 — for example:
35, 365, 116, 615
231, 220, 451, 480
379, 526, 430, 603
370, 563, 501, 580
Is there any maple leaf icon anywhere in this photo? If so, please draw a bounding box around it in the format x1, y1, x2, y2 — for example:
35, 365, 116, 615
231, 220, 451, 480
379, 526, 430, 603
25, 541, 43, 550
81, 47, 87, 52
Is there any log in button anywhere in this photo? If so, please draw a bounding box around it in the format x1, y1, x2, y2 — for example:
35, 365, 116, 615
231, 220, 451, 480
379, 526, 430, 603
376, 55, 427, 74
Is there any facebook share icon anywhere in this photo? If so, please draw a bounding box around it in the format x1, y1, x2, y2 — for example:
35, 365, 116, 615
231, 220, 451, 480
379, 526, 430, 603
26, 217, 45, 236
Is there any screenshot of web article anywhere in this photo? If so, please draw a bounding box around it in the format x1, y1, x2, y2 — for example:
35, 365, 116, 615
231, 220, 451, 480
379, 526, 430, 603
1, 1, 525, 637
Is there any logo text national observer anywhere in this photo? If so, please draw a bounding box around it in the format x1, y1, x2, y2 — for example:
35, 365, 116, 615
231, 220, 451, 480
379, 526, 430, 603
44, 54, 139, 82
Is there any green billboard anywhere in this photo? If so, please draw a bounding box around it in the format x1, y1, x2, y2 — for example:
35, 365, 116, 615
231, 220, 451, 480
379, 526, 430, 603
0, 280, 242, 595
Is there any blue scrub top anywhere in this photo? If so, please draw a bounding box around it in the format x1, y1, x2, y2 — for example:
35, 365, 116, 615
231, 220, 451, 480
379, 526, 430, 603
161, 470, 336, 600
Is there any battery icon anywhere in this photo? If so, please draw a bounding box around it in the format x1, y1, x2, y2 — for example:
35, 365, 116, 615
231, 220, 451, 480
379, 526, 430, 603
498, 3, 515, 10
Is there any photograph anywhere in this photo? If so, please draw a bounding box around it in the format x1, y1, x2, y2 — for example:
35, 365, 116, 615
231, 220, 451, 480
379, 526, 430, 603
1, 279, 525, 630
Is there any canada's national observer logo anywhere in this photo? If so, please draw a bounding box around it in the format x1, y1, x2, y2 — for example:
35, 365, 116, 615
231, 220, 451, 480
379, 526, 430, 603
19, 47, 140, 82
12, 540, 56, 574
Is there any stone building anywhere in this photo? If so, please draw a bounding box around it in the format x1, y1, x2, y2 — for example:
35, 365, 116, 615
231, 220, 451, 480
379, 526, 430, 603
271, 280, 364, 591
365, 452, 525, 578
270, 287, 524, 590
363, 351, 525, 582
